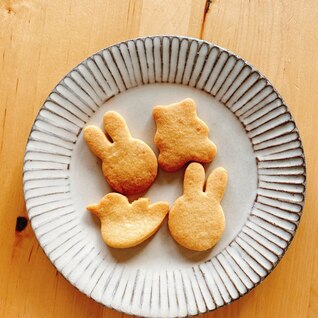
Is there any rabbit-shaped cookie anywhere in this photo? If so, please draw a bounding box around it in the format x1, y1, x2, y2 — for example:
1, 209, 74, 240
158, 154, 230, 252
84, 111, 158, 195
153, 98, 217, 172
169, 162, 227, 251
87, 193, 169, 248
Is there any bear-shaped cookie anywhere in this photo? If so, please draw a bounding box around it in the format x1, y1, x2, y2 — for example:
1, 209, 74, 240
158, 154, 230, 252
84, 111, 158, 195
153, 98, 217, 172
87, 193, 169, 248
168, 162, 227, 251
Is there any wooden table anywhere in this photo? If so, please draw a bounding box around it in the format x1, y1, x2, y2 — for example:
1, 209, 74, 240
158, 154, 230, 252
1, 1, 317, 317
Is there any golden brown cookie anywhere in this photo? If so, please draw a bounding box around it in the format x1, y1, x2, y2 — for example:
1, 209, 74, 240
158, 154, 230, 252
87, 193, 169, 248
168, 162, 227, 251
84, 111, 158, 195
153, 98, 217, 172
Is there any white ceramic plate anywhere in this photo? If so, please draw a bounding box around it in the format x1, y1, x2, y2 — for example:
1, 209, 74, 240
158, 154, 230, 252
23, 36, 306, 317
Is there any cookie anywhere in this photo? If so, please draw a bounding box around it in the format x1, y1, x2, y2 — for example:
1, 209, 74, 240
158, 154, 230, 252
87, 193, 169, 248
168, 162, 227, 251
84, 111, 158, 195
153, 98, 217, 172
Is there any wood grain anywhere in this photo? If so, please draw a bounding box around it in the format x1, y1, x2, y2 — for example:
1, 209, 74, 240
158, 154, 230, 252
0, 0, 317, 317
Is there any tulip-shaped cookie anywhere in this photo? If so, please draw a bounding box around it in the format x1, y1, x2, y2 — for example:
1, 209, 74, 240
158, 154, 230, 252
84, 111, 158, 195
153, 98, 217, 172
169, 163, 227, 251
87, 193, 169, 248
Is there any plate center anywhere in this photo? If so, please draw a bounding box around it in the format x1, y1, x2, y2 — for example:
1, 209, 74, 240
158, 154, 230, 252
70, 83, 257, 269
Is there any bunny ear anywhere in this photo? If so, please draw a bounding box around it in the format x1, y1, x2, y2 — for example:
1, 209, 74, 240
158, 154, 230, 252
104, 111, 131, 142
84, 126, 111, 160
183, 163, 205, 195
206, 167, 228, 202
153, 105, 168, 122
180, 98, 196, 111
